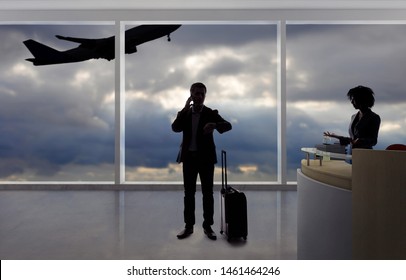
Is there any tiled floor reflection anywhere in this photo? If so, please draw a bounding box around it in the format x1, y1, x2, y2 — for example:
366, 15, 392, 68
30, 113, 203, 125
0, 190, 297, 259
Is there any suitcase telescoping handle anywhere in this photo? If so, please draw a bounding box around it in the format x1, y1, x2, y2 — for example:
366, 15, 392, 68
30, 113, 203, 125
221, 150, 228, 194
221, 150, 238, 194
220, 150, 227, 235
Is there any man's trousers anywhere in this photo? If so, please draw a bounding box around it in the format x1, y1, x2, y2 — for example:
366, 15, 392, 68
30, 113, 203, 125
182, 152, 215, 228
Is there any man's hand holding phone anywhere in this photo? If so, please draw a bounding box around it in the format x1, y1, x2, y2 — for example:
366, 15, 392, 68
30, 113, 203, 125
185, 96, 193, 109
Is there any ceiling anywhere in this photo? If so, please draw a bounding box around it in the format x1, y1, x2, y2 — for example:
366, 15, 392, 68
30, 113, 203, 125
0, 0, 405, 10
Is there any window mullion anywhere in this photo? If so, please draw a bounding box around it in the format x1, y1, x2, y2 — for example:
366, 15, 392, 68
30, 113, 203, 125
115, 21, 125, 184
277, 20, 287, 185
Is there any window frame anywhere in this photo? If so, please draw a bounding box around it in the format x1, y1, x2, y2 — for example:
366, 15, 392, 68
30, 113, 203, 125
0, 8, 404, 188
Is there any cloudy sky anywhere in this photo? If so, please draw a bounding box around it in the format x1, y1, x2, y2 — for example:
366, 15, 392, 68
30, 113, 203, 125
0, 23, 405, 182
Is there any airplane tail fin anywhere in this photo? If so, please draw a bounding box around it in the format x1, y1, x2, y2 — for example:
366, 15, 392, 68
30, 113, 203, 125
23, 39, 63, 65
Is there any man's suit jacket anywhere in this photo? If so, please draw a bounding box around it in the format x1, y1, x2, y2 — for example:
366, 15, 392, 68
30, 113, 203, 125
172, 105, 232, 164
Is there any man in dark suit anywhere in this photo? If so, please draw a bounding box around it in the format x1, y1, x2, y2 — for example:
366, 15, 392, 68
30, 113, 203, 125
172, 82, 232, 240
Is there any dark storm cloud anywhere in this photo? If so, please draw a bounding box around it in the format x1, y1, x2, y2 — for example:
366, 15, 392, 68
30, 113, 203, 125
170, 25, 277, 47
125, 98, 180, 168
287, 24, 406, 104
286, 107, 331, 177
216, 106, 278, 178
205, 57, 246, 76
0, 24, 115, 179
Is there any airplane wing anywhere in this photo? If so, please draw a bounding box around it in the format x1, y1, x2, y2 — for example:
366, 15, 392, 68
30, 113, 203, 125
55, 35, 112, 49
56, 35, 98, 44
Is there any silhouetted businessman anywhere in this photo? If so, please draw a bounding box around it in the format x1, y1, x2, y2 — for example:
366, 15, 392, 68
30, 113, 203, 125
172, 82, 232, 240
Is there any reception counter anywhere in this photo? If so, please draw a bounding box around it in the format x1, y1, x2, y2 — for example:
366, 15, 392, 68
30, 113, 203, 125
297, 159, 352, 260
297, 148, 406, 260
300, 159, 351, 190
352, 149, 406, 259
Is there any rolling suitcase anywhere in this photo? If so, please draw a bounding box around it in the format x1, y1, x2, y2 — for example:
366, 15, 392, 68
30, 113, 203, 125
220, 150, 248, 241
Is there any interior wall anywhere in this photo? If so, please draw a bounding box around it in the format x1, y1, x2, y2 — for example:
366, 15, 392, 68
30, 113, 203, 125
1, 9, 406, 22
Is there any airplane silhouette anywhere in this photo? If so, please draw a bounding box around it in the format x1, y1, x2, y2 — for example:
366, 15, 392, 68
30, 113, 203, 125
23, 24, 181, 66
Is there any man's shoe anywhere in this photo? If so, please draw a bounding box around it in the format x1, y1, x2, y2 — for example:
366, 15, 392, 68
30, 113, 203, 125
177, 227, 193, 239
203, 226, 217, 240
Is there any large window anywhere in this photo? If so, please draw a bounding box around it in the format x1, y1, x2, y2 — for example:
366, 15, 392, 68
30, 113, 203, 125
0, 24, 115, 181
286, 24, 406, 181
1, 20, 405, 184
125, 24, 278, 183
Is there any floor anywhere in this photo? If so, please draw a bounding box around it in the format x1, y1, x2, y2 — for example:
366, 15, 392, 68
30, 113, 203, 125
0, 190, 297, 260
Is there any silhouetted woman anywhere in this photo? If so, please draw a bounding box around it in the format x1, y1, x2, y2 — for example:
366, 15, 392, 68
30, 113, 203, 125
324, 85, 381, 151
